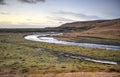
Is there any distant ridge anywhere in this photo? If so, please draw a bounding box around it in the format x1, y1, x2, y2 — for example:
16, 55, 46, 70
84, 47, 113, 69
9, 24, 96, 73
59, 18, 120, 35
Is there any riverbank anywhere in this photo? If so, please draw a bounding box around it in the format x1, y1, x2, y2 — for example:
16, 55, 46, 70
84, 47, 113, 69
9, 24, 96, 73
53, 32, 120, 46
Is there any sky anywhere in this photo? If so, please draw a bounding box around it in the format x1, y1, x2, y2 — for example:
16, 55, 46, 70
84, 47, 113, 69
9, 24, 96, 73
0, 0, 120, 28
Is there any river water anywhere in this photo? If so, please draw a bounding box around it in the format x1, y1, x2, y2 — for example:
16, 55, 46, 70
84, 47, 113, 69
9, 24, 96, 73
24, 33, 120, 50
24, 33, 120, 65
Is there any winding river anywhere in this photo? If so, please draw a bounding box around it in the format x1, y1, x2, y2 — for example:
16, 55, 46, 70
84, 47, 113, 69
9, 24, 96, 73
24, 33, 120, 65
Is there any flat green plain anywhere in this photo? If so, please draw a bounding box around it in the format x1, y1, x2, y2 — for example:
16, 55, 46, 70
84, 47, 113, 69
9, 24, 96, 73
0, 33, 120, 75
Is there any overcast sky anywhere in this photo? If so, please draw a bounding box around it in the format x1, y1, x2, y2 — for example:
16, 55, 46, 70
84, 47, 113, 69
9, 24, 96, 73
0, 0, 120, 28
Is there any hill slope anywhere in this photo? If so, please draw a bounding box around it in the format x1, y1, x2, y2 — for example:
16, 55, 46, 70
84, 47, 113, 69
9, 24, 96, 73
54, 18, 120, 45
59, 18, 120, 35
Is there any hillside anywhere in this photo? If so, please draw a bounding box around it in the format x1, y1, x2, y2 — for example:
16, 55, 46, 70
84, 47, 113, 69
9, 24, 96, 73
59, 18, 120, 35
54, 18, 120, 45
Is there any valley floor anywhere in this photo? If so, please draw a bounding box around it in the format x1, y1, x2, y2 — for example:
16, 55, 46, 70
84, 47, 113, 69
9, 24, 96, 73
1, 72, 120, 77
0, 32, 120, 77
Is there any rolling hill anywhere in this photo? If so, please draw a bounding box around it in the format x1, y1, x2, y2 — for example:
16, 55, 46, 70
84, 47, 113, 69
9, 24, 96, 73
59, 18, 120, 35
54, 18, 120, 45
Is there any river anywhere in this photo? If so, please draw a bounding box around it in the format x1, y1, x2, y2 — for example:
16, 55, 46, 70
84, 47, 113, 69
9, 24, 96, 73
24, 33, 120, 65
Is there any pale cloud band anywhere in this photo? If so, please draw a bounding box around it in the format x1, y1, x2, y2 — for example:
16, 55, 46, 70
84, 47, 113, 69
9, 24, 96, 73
51, 11, 102, 22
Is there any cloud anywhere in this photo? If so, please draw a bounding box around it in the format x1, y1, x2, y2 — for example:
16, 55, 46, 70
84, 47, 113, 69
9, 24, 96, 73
55, 11, 102, 21
48, 16, 75, 22
47, 11, 102, 24
0, 0, 6, 5
0, 12, 10, 15
26, 18, 32, 21
19, 0, 45, 4
0, 0, 45, 5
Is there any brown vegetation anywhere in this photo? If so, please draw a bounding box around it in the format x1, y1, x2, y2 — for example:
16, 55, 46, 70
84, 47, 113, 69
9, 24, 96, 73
28, 72, 120, 77
59, 18, 120, 35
